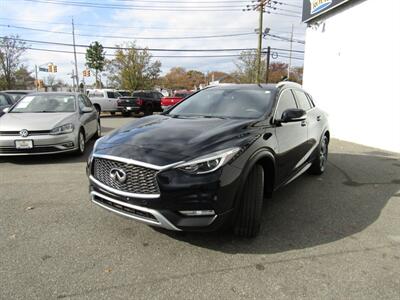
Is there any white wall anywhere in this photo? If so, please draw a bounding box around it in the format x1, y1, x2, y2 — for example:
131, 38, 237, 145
303, 0, 400, 153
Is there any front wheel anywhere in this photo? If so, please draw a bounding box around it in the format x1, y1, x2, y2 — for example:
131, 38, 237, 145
93, 120, 101, 139
75, 130, 86, 155
233, 164, 264, 238
309, 135, 328, 175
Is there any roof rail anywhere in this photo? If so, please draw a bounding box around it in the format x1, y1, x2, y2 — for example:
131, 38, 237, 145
276, 81, 302, 88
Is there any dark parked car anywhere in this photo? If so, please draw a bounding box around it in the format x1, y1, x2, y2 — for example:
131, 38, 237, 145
2, 90, 34, 103
117, 90, 164, 116
0, 92, 14, 117
87, 82, 329, 237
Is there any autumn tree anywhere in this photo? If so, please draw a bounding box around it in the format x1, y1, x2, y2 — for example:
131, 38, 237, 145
86, 41, 106, 88
107, 43, 161, 90
0, 35, 27, 89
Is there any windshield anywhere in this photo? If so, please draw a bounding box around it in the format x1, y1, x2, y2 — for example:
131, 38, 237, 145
10, 94, 76, 113
168, 88, 274, 119
8, 93, 27, 103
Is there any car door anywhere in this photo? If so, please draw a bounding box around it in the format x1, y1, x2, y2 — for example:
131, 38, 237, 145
78, 95, 97, 139
273, 88, 309, 184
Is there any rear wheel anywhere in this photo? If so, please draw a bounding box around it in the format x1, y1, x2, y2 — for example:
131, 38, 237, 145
309, 135, 328, 175
122, 112, 132, 117
233, 165, 264, 238
110, 111, 116, 116
144, 104, 153, 116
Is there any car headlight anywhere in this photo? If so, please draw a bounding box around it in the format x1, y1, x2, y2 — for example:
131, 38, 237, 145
50, 123, 74, 135
176, 147, 241, 174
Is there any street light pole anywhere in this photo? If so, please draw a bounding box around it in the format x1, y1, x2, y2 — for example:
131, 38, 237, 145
35, 65, 38, 91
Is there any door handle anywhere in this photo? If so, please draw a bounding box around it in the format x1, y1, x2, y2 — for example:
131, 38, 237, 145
301, 120, 307, 127
317, 116, 321, 121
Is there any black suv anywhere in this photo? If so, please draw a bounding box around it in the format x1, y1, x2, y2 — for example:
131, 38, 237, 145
87, 82, 329, 237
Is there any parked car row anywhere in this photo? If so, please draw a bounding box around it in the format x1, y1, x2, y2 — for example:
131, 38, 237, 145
87, 89, 165, 116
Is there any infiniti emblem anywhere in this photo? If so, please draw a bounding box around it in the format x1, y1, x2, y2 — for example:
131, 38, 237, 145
20, 129, 29, 137
110, 168, 127, 184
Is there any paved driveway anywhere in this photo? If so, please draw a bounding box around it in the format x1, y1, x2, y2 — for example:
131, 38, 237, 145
1, 116, 399, 299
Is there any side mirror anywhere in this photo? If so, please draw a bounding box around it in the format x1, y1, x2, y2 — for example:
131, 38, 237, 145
81, 107, 93, 113
2, 107, 10, 113
280, 108, 306, 123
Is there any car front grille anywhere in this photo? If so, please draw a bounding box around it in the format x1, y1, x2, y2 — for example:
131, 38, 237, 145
92, 157, 160, 195
0, 130, 51, 136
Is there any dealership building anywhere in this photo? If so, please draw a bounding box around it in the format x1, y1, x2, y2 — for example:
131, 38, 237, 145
302, 0, 400, 153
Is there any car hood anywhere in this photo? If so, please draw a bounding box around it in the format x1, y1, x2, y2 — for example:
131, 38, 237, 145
0, 112, 76, 131
95, 115, 263, 166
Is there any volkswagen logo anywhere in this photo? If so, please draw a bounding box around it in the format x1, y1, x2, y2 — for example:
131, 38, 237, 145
110, 168, 127, 184
19, 129, 29, 137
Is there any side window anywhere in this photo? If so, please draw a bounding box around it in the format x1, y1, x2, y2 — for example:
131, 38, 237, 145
95, 92, 104, 98
306, 93, 315, 107
152, 92, 161, 99
107, 91, 115, 98
82, 95, 93, 107
294, 90, 312, 111
78, 96, 86, 111
0, 95, 8, 106
275, 89, 298, 119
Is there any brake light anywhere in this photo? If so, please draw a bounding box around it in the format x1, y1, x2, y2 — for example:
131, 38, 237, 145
136, 98, 143, 105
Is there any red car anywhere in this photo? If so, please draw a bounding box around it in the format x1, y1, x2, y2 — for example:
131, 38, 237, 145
161, 90, 193, 111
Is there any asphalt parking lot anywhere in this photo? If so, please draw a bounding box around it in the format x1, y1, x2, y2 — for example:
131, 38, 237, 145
1, 116, 400, 299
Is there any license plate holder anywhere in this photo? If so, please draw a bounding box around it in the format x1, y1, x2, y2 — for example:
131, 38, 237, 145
15, 140, 34, 149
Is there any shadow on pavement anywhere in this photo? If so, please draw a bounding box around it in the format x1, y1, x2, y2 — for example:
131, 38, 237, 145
159, 151, 400, 254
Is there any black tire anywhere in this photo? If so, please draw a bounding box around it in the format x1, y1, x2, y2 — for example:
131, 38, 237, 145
75, 130, 86, 155
93, 120, 101, 139
93, 104, 101, 114
110, 111, 116, 116
309, 135, 328, 175
122, 112, 132, 117
234, 164, 264, 238
143, 104, 153, 116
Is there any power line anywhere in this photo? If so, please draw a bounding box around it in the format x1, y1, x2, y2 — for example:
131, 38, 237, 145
0, 17, 256, 32
22, 46, 305, 60
3, 36, 305, 53
13, 0, 254, 11
1, 24, 255, 40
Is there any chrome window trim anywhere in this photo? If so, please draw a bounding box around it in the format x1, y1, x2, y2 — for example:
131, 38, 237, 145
92, 153, 184, 171
90, 191, 182, 231
89, 175, 160, 199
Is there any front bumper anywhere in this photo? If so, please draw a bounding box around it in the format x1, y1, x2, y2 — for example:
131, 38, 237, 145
0, 132, 77, 156
87, 157, 242, 232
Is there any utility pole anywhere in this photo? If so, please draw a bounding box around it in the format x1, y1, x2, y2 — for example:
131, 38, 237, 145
71, 69, 76, 92
265, 46, 271, 83
72, 18, 79, 91
35, 65, 38, 91
288, 24, 294, 80
256, 0, 265, 84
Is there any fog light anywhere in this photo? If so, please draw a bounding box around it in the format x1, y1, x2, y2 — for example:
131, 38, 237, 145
179, 210, 215, 216
62, 142, 74, 148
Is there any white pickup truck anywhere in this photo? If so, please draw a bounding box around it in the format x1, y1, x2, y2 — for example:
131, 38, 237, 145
87, 89, 122, 115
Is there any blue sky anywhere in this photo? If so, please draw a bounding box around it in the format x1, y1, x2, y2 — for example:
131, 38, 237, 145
0, 0, 306, 86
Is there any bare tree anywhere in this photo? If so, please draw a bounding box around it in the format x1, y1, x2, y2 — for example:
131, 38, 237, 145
0, 35, 26, 89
